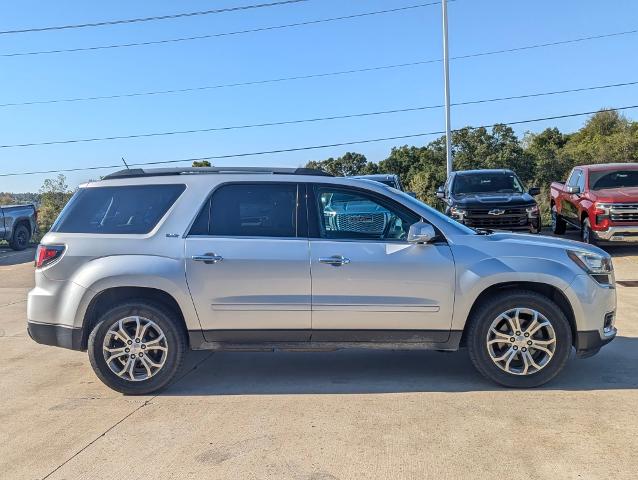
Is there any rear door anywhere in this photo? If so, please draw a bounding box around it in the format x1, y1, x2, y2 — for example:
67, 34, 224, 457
308, 184, 456, 342
184, 182, 311, 342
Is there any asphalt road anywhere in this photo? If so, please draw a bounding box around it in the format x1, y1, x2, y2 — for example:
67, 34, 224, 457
1, 241, 637, 480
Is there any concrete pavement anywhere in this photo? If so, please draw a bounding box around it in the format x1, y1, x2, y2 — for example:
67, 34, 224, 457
1, 245, 637, 479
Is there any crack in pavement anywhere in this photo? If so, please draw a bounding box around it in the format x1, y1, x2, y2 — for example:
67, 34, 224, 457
0, 299, 27, 308
40, 352, 215, 480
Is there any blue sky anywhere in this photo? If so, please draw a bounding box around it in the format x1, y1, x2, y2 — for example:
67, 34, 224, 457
1, 0, 637, 192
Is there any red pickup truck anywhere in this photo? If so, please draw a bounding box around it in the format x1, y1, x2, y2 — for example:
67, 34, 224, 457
550, 163, 638, 244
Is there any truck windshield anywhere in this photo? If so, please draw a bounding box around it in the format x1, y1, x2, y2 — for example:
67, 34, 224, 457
452, 173, 524, 195
589, 170, 638, 190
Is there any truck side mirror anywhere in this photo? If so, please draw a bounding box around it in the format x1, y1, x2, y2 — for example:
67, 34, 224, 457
566, 185, 581, 194
408, 221, 436, 244
436, 186, 445, 199
528, 187, 541, 196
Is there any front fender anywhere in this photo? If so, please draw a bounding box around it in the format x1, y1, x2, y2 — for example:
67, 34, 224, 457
70, 255, 201, 331
451, 256, 578, 331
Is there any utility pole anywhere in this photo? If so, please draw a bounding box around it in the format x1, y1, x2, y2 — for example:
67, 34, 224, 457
442, 0, 453, 176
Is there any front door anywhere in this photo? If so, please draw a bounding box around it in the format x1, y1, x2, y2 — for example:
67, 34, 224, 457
308, 184, 456, 343
184, 182, 311, 342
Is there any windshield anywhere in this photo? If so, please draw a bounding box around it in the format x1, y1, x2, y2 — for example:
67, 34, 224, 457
452, 173, 524, 195
392, 190, 476, 235
589, 169, 638, 190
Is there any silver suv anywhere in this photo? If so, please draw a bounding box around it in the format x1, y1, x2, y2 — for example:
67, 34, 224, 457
27, 167, 617, 394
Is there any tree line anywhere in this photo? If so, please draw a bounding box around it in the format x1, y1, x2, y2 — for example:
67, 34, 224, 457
2, 108, 636, 241
306, 109, 638, 221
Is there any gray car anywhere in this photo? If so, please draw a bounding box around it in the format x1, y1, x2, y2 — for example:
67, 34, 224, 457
27, 167, 617, 394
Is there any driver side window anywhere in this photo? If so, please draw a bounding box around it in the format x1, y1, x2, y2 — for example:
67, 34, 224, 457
314, 186, 419, 241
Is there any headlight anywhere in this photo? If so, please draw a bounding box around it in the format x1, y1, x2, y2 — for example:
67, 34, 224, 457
567, 250, 613, 275
526, 204, 539, 216
450, 206, 466, 218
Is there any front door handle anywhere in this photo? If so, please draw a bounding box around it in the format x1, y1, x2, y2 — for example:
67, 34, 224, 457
318, 255, 351, 266
192, 253, 223, 264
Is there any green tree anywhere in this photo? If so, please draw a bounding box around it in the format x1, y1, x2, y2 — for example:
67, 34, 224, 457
306, 152, 372, 176
192, 160, 212, 167
37, 174, 73, 235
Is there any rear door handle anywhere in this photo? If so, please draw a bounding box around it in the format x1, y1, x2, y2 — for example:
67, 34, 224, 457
318, 255, 351, 266
192, 253, 223, 264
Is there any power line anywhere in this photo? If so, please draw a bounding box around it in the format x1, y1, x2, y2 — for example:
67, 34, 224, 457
2, 30, 635, 109
1, 2, 442, 57
2, 105, 637, 177
0, 0, 309, 35
2, 80, 636, 149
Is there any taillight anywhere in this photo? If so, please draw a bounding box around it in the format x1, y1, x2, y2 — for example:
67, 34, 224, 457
35, 245, 65, 269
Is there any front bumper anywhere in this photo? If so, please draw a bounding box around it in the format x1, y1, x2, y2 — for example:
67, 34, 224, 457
27, 321, 84, 351
575, 327, 617, 358
593, 225, 638, 242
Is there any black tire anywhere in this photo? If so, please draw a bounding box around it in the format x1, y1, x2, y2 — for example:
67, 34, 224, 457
529, 217, 542, 234
466, 290, 572, 388
581, 218, 597, 245
9, 224, 30, 251
88, 300, 187, 395
551, 205, 566, 235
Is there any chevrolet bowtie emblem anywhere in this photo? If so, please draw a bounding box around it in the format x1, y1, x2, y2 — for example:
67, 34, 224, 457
488, 209, 505, 216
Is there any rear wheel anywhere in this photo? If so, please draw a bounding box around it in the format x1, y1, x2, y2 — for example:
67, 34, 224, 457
467, 290, 572, 388
88, 300, 187, 395
9, 224, 30, 251
551, 205, 566, 235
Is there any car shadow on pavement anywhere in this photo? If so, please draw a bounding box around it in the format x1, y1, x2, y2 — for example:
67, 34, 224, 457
160, 335, 638, 395
0, 247, 35, 267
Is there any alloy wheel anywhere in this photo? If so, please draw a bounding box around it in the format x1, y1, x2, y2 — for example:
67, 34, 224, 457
486, 307, 557, 376
102, 316, 168, 381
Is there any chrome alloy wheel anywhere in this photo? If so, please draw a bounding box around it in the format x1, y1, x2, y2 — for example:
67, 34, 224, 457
102, 316, 168, 381
486, 308, 557, 376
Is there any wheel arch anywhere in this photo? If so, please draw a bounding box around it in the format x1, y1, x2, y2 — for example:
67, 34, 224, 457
459, 281, 576, 348
80, 286, 189, 350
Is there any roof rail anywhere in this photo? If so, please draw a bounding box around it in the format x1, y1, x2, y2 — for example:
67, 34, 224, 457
103, 166, 332, 180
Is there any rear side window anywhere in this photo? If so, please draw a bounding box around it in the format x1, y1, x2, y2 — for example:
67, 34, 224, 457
190, 183, 299, 237
51, 184, 185, 234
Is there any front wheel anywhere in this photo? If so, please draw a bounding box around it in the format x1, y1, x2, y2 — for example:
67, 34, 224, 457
88, 300, 187, 395
467, 290, 572, 388
581, 218, 597, 245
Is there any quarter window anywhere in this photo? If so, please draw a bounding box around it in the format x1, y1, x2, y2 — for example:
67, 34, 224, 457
190, 183, 299, 237
313, 187, 419, 241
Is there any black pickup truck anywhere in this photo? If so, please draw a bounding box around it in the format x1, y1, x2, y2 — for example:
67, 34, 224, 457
437, 169, 541, 233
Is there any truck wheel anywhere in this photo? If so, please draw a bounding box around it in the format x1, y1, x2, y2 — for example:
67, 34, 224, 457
530, 218, 542, 234
551, 205, 566, 235
581, 218, 597, 245
88, 300, 187, 395
467, 290, 572, 388
9, 224, 31, 251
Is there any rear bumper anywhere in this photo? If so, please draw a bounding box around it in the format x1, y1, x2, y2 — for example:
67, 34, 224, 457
27, 321, 84, 351
575, 327, 617, 358
593, 225, 638, 242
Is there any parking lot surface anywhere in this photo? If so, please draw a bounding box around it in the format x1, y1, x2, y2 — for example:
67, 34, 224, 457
1, 241, 638, 480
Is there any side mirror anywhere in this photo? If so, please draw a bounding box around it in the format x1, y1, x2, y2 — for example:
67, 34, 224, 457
528, 187, 541, 196
566, 185, 580, 194
436, 186, 445, 199
406, 191, 417, 198
408, 221, 436, 244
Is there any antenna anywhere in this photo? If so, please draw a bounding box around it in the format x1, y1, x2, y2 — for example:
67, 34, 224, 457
121, 157, 130, 169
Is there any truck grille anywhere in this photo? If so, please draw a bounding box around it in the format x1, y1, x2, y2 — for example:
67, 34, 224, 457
463, 207, 529, 230
334, 213, 387, 234
610, 204, 638, 222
